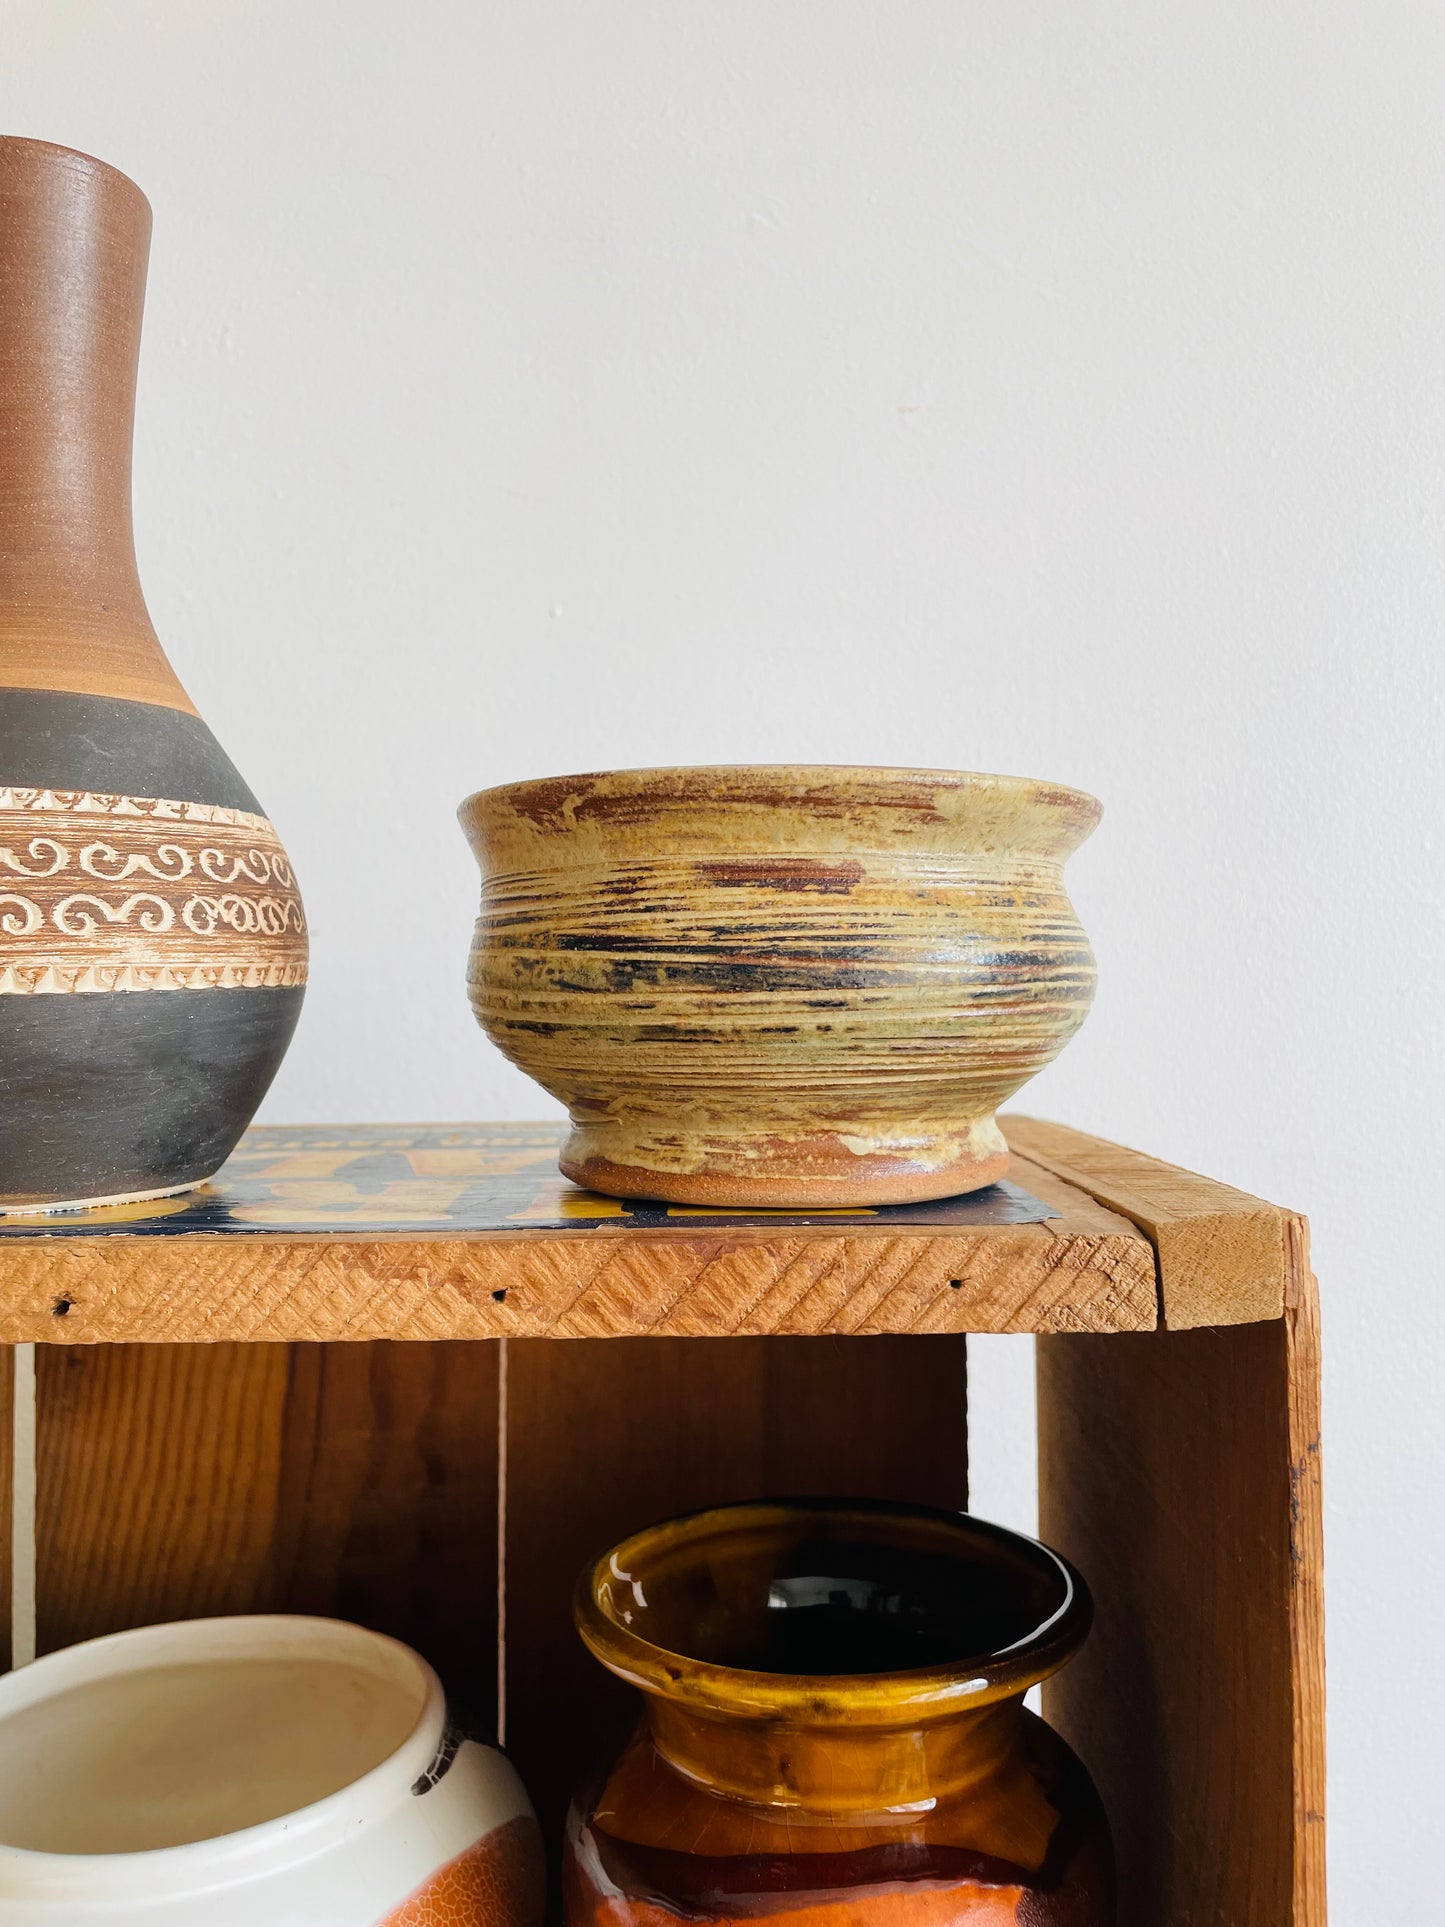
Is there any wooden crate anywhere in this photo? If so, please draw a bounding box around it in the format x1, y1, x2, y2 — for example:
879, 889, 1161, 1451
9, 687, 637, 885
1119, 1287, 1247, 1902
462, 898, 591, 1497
0, 1116, 1324, 1927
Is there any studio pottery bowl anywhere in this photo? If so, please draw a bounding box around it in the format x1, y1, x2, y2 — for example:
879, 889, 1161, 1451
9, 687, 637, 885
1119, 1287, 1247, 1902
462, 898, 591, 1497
458, 765, 1100, 1207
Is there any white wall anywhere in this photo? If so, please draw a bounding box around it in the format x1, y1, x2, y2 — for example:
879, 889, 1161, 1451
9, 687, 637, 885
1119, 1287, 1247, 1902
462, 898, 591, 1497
5, 0, 1442, 1910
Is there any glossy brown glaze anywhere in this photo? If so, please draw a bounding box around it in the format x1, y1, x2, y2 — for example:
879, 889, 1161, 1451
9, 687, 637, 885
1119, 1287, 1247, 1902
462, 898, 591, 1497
459, 768, 1099, 1207
566, 1501, 1114, 1927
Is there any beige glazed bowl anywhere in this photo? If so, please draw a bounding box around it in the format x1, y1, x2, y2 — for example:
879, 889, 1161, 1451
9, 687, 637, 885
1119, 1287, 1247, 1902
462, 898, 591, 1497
458, 766, 1101, 1207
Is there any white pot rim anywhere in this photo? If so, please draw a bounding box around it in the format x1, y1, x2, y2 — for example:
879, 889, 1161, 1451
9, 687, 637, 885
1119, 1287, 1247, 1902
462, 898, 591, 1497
0, 1614, 449, 1901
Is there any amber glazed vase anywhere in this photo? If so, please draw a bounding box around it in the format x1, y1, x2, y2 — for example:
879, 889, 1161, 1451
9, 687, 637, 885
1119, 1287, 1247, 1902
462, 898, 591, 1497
0, 138, 305, 1209
566, 1501, 1113, 1927
460, 766, 1099, 1206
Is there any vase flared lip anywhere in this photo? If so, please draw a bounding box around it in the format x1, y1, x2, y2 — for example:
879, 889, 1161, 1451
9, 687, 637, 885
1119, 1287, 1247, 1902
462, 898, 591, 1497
575, 1498, 1092, 1725
0, 133, 150, 211
0, 1614, 445, 1899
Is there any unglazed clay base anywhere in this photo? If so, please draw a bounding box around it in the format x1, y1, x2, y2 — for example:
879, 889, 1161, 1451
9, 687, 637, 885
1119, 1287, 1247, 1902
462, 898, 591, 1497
0, 1178, 204, 1218
561, 1121, 1011, 1208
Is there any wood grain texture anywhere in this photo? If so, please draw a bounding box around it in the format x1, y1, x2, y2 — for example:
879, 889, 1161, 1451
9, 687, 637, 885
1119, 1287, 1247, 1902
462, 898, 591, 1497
0, 138, 193, 712
34, 1342, 501, 1729
503, 1335, 969, 1878
1284, 1221, 1326, 1925
461, 766, 1100, 1207
1036, 1247, 1324, 1927
1003, 1114, 1293, 1327
0, 1347, 12, 1671
0, 1150, 1157, 1341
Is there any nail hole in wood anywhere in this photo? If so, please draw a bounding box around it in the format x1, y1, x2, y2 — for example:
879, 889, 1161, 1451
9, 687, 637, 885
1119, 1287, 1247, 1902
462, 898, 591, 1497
51, 1297, 72, 1317
492, 1289, 507, 1303
948, 1279, 963, 1290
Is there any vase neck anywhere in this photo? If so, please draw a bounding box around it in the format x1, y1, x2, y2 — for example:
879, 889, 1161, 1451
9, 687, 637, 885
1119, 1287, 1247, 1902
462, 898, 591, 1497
0, 139, 193, 716
645, 1694, 1027, 1816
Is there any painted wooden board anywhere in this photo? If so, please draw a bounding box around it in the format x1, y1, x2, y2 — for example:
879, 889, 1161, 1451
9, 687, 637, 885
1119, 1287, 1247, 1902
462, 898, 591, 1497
1036, 1252, 1325, 1927
0, 1124, 1158, 1340
32, 1341, 501, 1730
501, 1333, 970, 1880
1004, 1114, 1298, 1328
0, 1124, 1057, 1236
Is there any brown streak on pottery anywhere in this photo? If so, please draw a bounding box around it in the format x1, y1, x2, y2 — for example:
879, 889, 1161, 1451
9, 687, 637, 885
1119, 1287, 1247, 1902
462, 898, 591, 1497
459, 767, 1100, 1207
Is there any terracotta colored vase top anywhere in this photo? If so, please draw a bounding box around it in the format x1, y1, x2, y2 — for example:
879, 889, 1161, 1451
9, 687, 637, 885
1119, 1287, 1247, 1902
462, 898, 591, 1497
0, 138, 305, 1209
460, 766, 1100, 1207
565, 1501, 1114, 1927
0, 1615, 544, 1927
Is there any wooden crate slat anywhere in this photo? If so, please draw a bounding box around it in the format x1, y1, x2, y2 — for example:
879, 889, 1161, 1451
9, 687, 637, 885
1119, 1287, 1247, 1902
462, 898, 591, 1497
1035, 1261, 1325, 1927
1003, 1114, 1296, 1327
0, 1222, 1156, 1343
34, 1342, 500, 1729
1285, 1228, 1327, 1924
35, 1344, 292, 1640
0, 1347, 13, 1670
501, 1334, 968, 1875
0, 1127, 1159, 1342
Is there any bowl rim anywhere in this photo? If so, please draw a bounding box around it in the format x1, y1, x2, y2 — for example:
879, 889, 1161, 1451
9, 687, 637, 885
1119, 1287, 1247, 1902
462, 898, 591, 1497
573, 1497, 1093, 1724
460, 763, 1101, 826
0, 1615, 446, 1889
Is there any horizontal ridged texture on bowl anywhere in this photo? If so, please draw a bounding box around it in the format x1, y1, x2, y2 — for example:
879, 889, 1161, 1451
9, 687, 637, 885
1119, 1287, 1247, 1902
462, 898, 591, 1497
459, 767, 1100, 1206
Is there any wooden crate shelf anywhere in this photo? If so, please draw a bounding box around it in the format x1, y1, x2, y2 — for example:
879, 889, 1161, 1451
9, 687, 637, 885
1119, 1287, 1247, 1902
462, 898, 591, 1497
0, 1118, 1325, 1927
0, 1117, 1303, 1343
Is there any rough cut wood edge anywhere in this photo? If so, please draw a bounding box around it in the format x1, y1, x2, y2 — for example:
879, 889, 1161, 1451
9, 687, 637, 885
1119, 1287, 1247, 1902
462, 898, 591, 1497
1287, 1226, 1327, 1925
0, 1152, 1155, 1343
1003, 1114, 1295, 1328
0, 1347, 11, 1669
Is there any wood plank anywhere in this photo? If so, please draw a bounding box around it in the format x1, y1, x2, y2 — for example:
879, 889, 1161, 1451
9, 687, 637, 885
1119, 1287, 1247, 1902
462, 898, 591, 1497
0, 1347, 13, 1670
503, 1334, 969, 1879
1035, 1251, 1325, 1927
1285, 1223, 1327, 1924
0, 1203, 1155, 1346
1004, 1114, 1293, 1327
34, 1341, 501, 1730
0, 1121, 1158, 1342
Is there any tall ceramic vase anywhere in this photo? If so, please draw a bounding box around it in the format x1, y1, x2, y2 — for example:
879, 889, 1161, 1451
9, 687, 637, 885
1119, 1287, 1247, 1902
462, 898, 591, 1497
0, 137, 306, 1210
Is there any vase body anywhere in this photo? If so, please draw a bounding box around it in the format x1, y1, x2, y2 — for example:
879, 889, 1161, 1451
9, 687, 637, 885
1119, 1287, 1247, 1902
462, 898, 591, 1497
0, 1614, 545, 1927
566, 1501, 1114, 1927
0, 137, 305, 1210
459, 766, 1099, 1207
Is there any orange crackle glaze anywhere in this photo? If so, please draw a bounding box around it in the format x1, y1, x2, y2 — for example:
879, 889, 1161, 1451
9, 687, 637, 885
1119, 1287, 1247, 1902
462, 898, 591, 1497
379, 1815, 545, 1927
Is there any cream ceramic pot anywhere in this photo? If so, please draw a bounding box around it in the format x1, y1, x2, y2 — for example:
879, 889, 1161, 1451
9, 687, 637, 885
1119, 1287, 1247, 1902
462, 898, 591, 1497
0, 1615, 543, 1927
